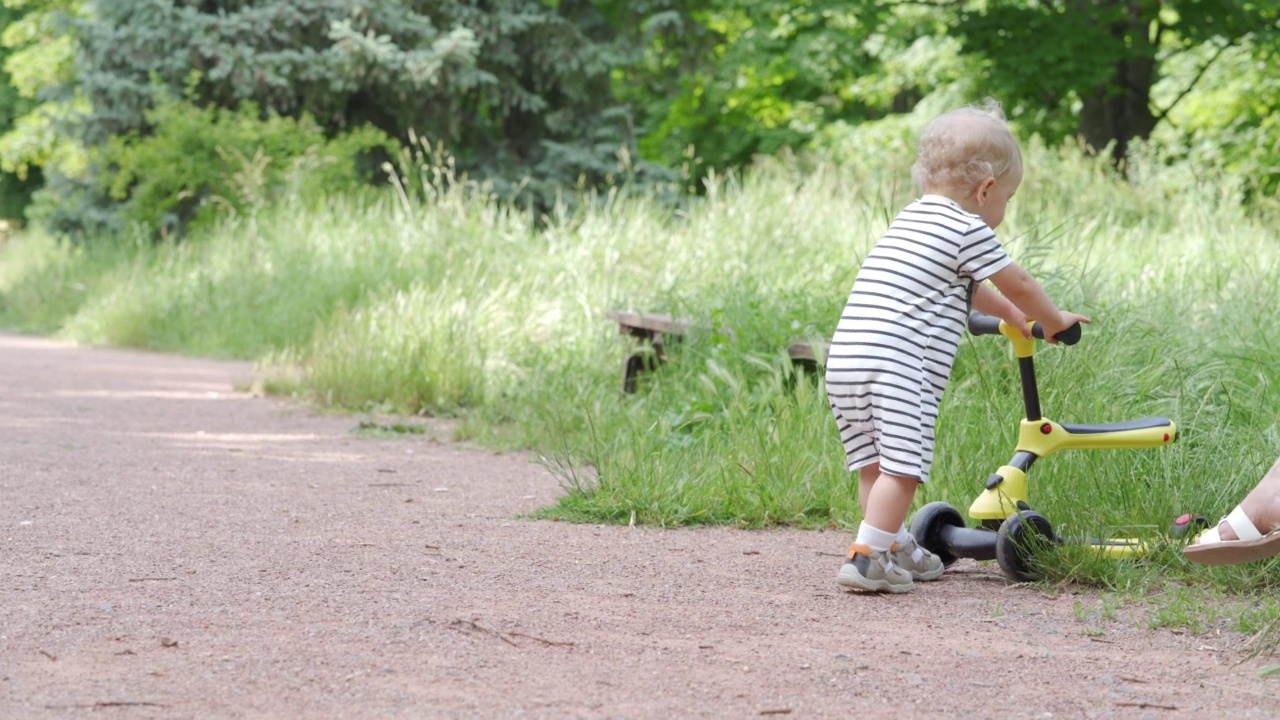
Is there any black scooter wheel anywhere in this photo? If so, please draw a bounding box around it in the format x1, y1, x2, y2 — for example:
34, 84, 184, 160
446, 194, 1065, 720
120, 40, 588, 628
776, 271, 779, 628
908, 501, 966, 567
996, 511, 1058, 582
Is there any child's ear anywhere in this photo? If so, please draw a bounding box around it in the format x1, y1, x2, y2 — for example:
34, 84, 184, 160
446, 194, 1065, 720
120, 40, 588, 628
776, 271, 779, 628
975, 177, 997, 204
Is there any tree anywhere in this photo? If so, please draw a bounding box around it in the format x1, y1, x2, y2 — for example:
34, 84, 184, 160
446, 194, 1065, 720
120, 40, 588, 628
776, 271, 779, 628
0, 3, 41, 220
1151, 32, 1280, 203
617, 0, 904, 178
0, 0, 684, 234
66, 1, 673, 229
0, 0, 85, 221
618, 0, 1280, 178
956, 0, 1280, 163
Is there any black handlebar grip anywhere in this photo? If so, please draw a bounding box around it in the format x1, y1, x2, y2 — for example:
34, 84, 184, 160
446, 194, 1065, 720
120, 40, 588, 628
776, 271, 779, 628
1036, 321, 1082, 346
966, 312, 1004, 336
967, 312, 1082, 345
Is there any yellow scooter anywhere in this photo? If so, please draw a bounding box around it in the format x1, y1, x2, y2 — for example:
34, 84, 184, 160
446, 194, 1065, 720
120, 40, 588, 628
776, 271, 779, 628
909, 312, 1178, 581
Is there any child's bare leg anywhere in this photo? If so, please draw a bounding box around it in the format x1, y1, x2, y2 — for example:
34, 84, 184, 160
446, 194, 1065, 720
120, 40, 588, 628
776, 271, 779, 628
1210, 455, 1280, 540
857, 462, 880, 513
864, 470, 919, 534
858, 462, 916, 543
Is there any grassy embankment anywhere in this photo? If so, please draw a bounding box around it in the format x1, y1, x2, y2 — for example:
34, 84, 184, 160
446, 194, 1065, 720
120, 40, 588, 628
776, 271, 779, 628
3, 138, 1279, 643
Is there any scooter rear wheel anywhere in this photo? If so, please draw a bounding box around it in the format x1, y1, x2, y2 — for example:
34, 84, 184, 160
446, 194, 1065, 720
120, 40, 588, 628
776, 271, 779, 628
908, 501, 966, 567
996, 511, 1058, 582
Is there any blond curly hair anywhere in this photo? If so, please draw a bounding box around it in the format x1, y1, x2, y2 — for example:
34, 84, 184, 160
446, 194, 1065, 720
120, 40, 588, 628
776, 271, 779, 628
911, 98, 1022, 194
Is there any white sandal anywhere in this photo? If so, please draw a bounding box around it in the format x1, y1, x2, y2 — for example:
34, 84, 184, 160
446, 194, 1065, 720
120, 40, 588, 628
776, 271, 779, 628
1183, 505, 1280, 565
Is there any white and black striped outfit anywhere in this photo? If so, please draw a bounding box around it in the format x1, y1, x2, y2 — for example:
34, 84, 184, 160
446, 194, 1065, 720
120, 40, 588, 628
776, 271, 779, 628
826, 195, 1012, 482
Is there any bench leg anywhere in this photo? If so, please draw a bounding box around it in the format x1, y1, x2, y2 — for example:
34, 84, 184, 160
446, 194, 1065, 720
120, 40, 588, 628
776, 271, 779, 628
622, 354, 645, 394
621, 346, 667, 394
616, 328, 672, 394
791, 358, 819, 375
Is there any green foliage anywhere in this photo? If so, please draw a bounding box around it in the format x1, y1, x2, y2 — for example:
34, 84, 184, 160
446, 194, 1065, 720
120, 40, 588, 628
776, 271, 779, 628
1150, 36, 1280, 207
17, 0, 673, 235
3, 0, 1279, 234
955, 0, 1278, 157
0, 2, 49, 218
100, 92, 398, 234
70, 1, 481, 144
627, 0, 911, 178
623, 0, 1277, 185
623, 0, 1272, 181
0, 0, 87, 181
955, 3, 1122, 144
0, 168, 37, 221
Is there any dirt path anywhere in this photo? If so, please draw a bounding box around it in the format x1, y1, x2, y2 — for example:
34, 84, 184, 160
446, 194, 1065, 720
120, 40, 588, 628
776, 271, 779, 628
2, 332, 1278, 719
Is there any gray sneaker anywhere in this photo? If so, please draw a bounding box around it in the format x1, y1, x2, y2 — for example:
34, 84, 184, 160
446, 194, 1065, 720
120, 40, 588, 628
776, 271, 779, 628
893, 537, 945, 581
836, 543, 914, 593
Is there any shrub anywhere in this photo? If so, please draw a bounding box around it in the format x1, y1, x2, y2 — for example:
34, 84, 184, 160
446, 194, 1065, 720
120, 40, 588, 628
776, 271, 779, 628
100, 91, 398, 236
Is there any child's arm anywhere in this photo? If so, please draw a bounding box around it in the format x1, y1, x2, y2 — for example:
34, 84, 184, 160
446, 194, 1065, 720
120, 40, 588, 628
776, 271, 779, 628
985, 262, 1090, 340
972, 283, 1031, 338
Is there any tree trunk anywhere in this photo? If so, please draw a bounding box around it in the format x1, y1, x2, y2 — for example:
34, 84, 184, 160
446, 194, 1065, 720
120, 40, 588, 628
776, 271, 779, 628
1076, 0, 1159, 165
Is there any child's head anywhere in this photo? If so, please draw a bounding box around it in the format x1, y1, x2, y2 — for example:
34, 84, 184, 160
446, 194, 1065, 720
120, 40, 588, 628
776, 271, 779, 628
911, 98, 1022, 197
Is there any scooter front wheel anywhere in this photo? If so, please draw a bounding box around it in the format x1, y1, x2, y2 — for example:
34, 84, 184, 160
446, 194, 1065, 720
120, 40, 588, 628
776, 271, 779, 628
996, 511, 1059, 582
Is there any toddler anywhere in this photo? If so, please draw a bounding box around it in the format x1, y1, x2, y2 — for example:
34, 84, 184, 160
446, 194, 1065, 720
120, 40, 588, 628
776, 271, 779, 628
826, 99, 1089, 593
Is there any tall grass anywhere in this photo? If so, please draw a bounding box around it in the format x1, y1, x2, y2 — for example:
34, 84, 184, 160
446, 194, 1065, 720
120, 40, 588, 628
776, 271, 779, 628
2, 138, 1278, 593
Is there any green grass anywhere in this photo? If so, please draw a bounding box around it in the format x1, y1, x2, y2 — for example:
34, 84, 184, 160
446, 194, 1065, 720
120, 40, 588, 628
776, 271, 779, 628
1070, 586, 1280, 647
3, 138, 1280, 610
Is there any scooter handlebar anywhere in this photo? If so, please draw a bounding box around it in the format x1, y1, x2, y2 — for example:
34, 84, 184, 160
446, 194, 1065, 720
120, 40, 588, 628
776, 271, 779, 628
967, 312, 1082, 346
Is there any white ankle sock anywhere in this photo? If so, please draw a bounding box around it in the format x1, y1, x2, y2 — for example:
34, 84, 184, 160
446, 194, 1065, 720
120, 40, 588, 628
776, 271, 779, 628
896, 525, 912, 545
855, 522, 898, 553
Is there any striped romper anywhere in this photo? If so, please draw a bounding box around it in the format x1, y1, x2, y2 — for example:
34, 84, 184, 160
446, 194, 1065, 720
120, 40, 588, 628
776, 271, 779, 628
825, 195, 1012, 482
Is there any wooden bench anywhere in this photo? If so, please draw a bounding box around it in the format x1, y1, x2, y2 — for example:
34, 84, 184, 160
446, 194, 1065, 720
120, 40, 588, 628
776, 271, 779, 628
787, 341, 831, 375
608, 310, 832, 393
606, 310, 708, 393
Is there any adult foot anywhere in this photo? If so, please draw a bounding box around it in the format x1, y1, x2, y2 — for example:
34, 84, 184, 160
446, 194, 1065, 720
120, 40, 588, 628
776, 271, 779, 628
1184, 472, 1280, 565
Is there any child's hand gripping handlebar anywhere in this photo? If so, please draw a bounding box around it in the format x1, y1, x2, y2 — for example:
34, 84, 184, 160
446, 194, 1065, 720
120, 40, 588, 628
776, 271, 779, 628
967, 312, 1083, 346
